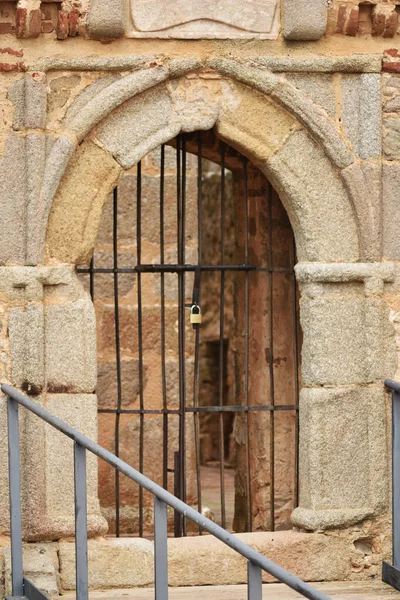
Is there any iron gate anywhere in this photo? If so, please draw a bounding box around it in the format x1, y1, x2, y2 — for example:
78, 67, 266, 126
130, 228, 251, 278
78, 130, 300, 537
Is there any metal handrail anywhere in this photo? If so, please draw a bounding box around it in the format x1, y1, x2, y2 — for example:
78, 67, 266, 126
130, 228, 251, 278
382, 379, 400, 592
2, 383, 331, 600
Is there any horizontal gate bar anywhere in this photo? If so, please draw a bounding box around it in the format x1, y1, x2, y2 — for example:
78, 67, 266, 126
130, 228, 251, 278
98, 405, 298, 415
77, 264, 293, 274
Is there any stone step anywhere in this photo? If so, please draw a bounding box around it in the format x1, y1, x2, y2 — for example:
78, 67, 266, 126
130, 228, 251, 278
59, 581, 400, 599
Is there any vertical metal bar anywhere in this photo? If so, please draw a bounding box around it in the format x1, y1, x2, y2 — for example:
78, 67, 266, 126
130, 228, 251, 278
247, 561, 262, 600
7, 396, 24, 597
243, 157, 252, 532
267, 182, 275, 533
74, 442, 89, 600
219, 142, 226, 529
393, 390, 400, 569
137, 159, 145, 537
180, 134, 187, 536
193, 131, 203, 530
160, 144, 168, 492
89, 256, 94, 301
292, 232, 300, 510
173, 451, 182, 537
113, 187, 123, 538
154, 497, 168, 600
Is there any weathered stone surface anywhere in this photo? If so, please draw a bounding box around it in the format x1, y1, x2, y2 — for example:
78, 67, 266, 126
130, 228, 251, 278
300, 282, 395, 385
9, 304, 45, 392
167, 531, 354, 586
46, 140, 122, 264
383, 163, 400, 259
0, 134, 28, 265
95, 84, 177, 170
128, 0, 279, 39
217, 82, 298, 166
283, 0, 327, 41
341, 74, 382, 159
284, 74, 336, 116
87, 0, 126, 40
266, 131, 359, 262
59, 538, 153, 590
45, 297, 97, 393
254, 55, 383, 73
97, 360, 145, 407
64, 67, 170, 142
8, 73, 47, 130
45, 394, 104, 523
383, 117, 400, 159
271, 80, 353, 168
4, 543, 59, 597
292, 387, 388, 530
47, 74, 81, 113
64, 75, 120, 124
340, 162, 382, 261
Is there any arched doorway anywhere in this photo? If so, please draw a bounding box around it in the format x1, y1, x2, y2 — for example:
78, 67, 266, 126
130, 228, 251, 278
78, 129, 301, 536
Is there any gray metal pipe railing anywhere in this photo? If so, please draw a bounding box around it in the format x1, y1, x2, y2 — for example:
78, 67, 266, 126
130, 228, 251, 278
2, 383, 331, 600
383, 379, 400, 592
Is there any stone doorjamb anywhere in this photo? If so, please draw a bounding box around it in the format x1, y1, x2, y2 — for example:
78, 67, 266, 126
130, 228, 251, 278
0, 56, 396, 540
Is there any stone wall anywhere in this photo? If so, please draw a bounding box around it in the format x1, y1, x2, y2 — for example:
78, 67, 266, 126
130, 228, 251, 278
0, 0, 399, 590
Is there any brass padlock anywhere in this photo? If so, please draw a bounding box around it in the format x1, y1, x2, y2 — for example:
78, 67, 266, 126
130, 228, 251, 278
190, 304, 202, 325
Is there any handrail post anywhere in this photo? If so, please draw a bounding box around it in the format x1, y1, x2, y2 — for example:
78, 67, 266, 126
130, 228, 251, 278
7, 396, 24, 597
154, 497, 168, 599
383, 382, 400, 591
74, 442, 89, 600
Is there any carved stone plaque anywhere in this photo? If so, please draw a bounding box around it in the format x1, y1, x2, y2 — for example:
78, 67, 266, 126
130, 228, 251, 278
128, 0, 280, 39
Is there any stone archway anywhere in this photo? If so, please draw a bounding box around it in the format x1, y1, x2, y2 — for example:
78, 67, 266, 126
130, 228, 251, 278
0, 59, 396, 542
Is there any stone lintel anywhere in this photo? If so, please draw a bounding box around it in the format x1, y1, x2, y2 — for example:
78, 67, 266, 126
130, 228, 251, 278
295, 262, 396, 285
28, 55, 383, 75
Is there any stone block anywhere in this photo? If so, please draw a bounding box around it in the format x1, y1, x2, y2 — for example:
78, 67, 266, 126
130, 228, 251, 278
9, 304, 45, 393
284, 74, 336, 116
127, 0, 279, 39
292, 387, 388, 530
87, 0, 126, 40
283, 0, 327, 41
167, 531, 353, 586
340, 162, 382, 261
383, 117, 400, 159
0, 397, 10, 534
341, 74, 382, 159
45, 394, 104, 523
4, 543, 59, 597
300, 285, 394, 385
45, 297, 96, 393
266, 131, 359, 262
95, 84, 178, 170
97, 360, 145, 407
0, 134, 28, 265
64, 75, 120, 124
217, 82, 298, 166
271, 81, 353, 169
46, 140, 122, 265
383, 163, 400, 259
65, 67, 169, 142
59, 538, 153, 590
8, 73, 47, 130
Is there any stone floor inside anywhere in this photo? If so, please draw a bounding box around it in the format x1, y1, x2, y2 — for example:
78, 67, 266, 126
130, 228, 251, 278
58, 581, 400, 599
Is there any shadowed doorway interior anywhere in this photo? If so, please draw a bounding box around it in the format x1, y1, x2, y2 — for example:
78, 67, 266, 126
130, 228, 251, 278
77, 129, 301, 537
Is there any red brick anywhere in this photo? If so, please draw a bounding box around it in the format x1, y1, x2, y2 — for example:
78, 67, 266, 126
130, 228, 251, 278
68, 9, 79, 37
41, 20, 54, 33
15, 7, 27, 37
345, 7, 359, 36
56, 10, 68, 39
0, 23, 14, 35
383, 61, 400, 72
0, 47, 23, 57
28, 9, 41, 37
